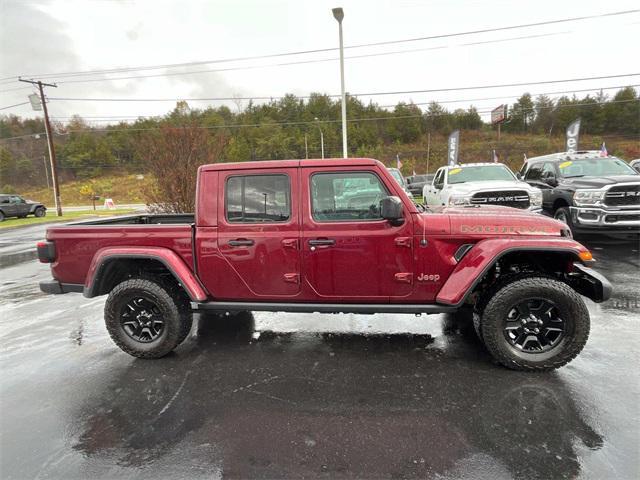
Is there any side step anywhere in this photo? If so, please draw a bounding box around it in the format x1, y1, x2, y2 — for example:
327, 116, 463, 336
191, 301, 458, 315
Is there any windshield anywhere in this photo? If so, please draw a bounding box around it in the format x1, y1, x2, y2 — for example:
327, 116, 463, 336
558, 157, 638, 178
447, 165, 515, 184
388, 169, 406, 186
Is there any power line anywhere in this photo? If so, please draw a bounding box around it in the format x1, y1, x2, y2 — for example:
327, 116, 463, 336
0, 101, 30, 110
40, 32, 570, 86
2, 9, 637, 82
45, 73, 640, 102
42, 85, 640, 120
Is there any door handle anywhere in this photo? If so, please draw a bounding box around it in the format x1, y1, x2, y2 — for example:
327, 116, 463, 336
228, 239, 255, 247
308, 239, 335, 246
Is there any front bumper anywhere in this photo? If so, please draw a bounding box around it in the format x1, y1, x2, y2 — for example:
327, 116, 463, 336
568, 263, 613, 303
39, 280, 84, 295
570, 206, 640, 232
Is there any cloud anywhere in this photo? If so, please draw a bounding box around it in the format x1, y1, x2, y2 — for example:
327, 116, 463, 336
0, 0, 81, 79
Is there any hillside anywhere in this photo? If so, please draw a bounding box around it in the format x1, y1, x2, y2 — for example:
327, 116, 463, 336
13, 131, 640, 207
19, 174, 152, 206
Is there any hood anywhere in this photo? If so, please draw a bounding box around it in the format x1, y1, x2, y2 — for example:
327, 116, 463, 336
445, 180, 534, 194
560, 175, 640, 189
420, 205, 566, 237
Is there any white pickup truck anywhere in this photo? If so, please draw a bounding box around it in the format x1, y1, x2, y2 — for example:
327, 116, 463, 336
423, 163, 543, 211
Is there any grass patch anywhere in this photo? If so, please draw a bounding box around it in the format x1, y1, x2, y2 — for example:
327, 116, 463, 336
0, 209, 136, 230
18, 174, 152, 207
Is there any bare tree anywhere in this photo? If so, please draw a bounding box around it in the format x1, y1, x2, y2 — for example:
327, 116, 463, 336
137, 123, 227, 213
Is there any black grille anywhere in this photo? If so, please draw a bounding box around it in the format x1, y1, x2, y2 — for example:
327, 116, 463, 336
471, 190, 530, 209
604, 184, 640, 206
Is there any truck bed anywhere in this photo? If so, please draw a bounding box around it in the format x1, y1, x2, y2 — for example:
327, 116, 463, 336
45, 214, 195, 287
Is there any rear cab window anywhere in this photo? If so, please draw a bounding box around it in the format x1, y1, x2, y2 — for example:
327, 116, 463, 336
225, 174, 291, 223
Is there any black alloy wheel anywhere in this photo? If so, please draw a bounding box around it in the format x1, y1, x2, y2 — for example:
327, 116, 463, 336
503, 298, 565, 353
120, 296, 165, 343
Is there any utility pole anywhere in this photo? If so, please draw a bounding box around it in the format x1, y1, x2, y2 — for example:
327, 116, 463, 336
426, 132, 431, 174
20, 78, 62, 216
42, 155, 50, 189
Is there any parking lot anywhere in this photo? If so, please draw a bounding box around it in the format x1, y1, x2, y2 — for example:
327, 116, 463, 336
1, 224, 638, 479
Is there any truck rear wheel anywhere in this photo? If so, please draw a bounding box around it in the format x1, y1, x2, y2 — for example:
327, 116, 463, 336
105, 278, 193, 358
480, 276, 589, 371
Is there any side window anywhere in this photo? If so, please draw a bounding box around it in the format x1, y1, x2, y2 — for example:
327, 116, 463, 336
311, 171, 388, 222
0, 196, 9, 204
434, 169, 444, 188
225, 174, 290, 223
525, 164, 543, 181
542, 163, 556, 178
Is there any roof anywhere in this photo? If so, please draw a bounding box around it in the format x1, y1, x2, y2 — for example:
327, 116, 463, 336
448, 162, 506, 168
199, 158, 381, 172
526, 151, 609, 163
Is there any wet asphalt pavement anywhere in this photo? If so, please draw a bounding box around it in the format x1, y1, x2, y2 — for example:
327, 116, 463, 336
1, 225, 639, 479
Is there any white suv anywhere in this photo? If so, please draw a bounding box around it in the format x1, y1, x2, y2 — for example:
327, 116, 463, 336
423, 163, 543, 212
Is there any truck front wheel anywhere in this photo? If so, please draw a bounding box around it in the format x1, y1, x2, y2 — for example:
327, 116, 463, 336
480, 276, 590, 371
105, 278, 193, 358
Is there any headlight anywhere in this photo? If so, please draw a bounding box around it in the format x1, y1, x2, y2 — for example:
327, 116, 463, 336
448, 194, 471, 206
573, 190, 605, 206
529, 190, 543, 207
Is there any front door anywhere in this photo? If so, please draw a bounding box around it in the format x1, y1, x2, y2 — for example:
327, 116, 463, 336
301, 167, 414, 302
216, 169, 301, 299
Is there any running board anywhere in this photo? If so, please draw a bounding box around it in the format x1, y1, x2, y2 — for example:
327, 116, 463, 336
191, 301, 458, 315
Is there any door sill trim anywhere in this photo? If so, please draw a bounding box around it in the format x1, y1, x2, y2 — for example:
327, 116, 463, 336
191, 301, 457, 315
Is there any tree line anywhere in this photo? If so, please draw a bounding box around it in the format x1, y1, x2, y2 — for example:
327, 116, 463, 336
1, 86, 638, 190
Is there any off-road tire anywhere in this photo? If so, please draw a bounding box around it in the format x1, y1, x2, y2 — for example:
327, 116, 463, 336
34, 207, 46, 217
481, 276, 589, 371
105, 278, 192, 358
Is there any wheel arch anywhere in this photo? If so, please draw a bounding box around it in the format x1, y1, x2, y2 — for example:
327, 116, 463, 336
84, 247, 209, 301
436, 239, 597, 307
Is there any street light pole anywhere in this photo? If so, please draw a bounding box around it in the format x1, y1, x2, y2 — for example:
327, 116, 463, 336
332, 7, 348, 158
314, 118, 325, 159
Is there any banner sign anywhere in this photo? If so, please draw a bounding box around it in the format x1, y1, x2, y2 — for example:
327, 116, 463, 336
447, 130, 460, 166
491, 105, 506, 124
566, 119, 581, 153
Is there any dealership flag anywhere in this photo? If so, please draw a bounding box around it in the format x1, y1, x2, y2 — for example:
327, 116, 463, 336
396, 153, 402, 169
447, 130, 460, 166
565, 119, 581, 153
492, 149, 499, 163
600, 142, 608, 157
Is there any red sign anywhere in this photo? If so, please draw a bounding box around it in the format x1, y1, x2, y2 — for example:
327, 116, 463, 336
491, 105, 506, 124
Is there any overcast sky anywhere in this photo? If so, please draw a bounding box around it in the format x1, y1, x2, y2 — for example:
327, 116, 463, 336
1, 0, 638, 125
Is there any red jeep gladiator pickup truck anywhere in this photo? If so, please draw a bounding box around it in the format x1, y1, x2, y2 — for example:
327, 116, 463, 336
38, 158, 611, 371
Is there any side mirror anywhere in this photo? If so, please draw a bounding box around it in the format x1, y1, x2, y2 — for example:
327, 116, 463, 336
380, 196, 404, 226
515, 172, 522, 180
434, 183, 444, 190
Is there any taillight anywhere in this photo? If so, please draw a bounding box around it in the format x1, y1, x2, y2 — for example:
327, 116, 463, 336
37, 241, 56, 263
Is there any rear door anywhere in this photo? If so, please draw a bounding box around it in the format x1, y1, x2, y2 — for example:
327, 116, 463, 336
216, 168, 301, 299
301, 166, 414, 302
13, 196, 30, 216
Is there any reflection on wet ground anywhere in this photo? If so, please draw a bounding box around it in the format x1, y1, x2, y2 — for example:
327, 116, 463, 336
59, 313, 603, 480
0, 226, 638, 479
